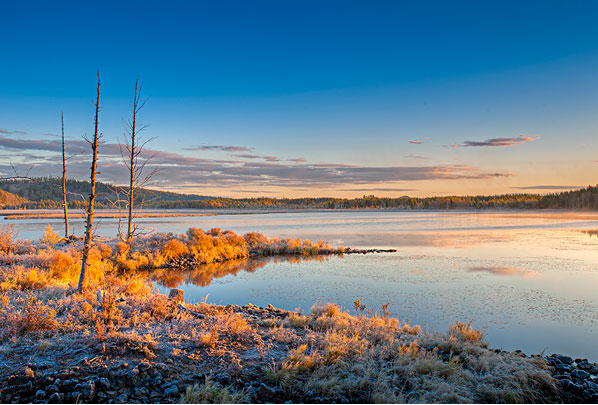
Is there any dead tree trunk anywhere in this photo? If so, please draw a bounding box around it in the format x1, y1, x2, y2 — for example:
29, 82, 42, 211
61, 112, 69, 238
116, 75, 155, 243
78, 73, 101, 293
126, 77, 139, 242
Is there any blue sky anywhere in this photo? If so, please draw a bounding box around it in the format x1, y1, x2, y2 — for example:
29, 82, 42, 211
1, 0, 598, 197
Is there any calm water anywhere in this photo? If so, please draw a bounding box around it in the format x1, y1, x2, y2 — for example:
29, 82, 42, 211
5, 209, 598, 360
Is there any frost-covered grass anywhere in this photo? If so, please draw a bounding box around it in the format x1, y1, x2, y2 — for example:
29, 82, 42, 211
0, 226, 559, 403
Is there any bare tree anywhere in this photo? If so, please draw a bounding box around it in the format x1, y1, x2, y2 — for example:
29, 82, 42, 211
78, 72, 102, 293
61, 112, 69, 238
0, 163, 34, 181
116, 75, 157, 243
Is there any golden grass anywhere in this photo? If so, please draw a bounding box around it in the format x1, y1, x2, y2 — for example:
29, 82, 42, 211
268, 303, 558, 403
0, 230, 560, 404
180, 378, 247, 404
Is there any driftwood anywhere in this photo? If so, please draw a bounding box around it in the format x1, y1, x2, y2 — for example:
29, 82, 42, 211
177, 303, 205, 319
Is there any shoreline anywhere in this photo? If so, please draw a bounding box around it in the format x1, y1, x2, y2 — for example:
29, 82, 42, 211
0, 207, 598, 221
1, 295, 595, 404
0, 228, 596, 403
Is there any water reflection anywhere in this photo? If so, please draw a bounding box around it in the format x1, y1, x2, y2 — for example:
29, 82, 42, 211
149, 255, 331, 288
467, 266, 539, 278
580, 229, 598, 238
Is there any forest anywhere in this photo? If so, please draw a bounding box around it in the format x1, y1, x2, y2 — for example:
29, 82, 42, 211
1, 178, 597, 210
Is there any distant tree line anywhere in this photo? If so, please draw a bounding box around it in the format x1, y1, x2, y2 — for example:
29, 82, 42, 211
2, 178, 598, 211
148, 186, 598, 210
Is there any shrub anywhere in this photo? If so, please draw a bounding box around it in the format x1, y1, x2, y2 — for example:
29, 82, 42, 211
161, 238, 189, 260
41, 225, 60, 246
449, 321, 484, 344
7, 295, 58, 335
0, 226, 15, 254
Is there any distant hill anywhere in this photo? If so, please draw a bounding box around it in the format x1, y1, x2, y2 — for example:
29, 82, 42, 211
0, 189, 29, 207
0, 178, 596, 210
0, 178, 213, 209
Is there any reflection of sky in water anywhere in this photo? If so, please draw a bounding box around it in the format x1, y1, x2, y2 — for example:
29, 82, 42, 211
4, 209, 598, 360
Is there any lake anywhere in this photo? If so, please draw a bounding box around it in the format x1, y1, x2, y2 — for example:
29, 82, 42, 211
4, 209, 598, 360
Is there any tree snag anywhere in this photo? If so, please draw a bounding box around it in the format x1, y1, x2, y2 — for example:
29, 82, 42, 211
78, 72, 102, 293
61, 112, 69, 238
115, 75, 157, 243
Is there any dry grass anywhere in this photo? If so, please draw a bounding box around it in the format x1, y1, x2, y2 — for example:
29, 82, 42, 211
180, 378, 247, 404
0, 231, 559, 404
267, 303, 558, 403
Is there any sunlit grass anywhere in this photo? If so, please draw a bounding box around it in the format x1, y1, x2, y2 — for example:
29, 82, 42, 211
0, 227, 559, 403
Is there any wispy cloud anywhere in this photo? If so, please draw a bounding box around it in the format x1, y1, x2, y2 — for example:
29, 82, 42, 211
452, 135, 538, 148
339, 187, 415, 192
511, 185, 582, 190
0, 135, 515, 192
408, 140, 423, 144
183, 145, 252, 152
405, 154, 430, 160
0, 129, 27, 135
236, 153, 261, 159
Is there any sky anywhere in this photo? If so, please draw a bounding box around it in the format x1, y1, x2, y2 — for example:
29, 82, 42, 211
1, 0, 598, 198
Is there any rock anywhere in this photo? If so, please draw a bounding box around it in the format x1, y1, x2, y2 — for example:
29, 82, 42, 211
111, 370, 129, 387
151, 374, 162, 387
149, 390, 162, 401
35, 389, 46, 400
557, 355, 574, 365
127, 368, 140, 385
560, 379, 581, 392
138, 362, 150, 374
555, 363, 571, 372
586, 381, 598, 391
97, 377, 111, 391
572, 369, 590, 380
114, 393, 128, 403
590, 366, 598, 375
578, 360, 592, 370
513, 350, 526, 357
48, 384, 60, 393
257, 383, 283, 401
134, 387, 150, 398
163, 384, 179, 397
61, 378, 78, 391
49, 392, 64, 403
43, 375, 55, 386
67, 391, 81, 402
73, 380, 96, 401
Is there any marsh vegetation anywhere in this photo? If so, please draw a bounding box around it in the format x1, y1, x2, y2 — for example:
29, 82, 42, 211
0, 226, 576, 403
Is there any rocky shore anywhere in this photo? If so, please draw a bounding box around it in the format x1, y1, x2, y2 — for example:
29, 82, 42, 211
1, 299, 592, 404
545, 353, 598, 403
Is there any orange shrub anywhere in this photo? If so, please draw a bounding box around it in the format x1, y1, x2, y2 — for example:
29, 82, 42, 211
161, 239, 189, 260
0, 226, 15, 254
